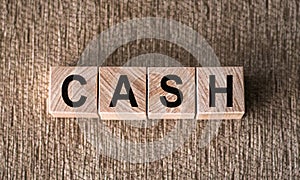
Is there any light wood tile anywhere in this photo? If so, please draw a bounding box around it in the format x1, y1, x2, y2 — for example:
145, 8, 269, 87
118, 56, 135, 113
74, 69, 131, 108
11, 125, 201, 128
196, 67, 244, 119
49, 67, 98, 118
148, 67, 195, 119
99, 67, 147, 120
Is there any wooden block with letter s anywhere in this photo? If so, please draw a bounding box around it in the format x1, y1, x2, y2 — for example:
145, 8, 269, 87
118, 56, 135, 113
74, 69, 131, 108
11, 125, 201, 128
148, 67, 195, 119
196, 67, 244, 119
48, 67, 98, 118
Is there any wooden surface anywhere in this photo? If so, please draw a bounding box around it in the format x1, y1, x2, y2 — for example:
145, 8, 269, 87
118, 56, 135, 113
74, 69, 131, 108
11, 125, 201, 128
0, 0, 299, 179
148, 67, 195, 119
196, 67, 244, 119
99, 67, 147, 120
49, 67, 98, 118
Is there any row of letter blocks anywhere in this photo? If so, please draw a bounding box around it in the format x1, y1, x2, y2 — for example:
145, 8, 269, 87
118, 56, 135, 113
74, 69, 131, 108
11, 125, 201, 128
49, 67, 244, 119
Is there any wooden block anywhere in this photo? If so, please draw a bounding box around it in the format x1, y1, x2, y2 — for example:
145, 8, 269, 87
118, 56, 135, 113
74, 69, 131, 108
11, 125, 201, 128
196, 67, 244, 119
99, 67, 147, 120
49, 67, 98, 118
148, 67, 195, 119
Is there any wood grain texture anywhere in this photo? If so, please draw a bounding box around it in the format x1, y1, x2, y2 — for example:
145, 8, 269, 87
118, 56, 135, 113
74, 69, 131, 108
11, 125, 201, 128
0, 0, 299, 179
49, 67, 98, 117
196, 67, 244, 119
99, 67, 147, 120
148, 67, 195, 119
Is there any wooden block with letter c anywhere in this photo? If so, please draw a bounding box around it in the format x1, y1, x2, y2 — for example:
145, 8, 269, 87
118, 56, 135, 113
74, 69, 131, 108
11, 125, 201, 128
48, 67, 98, 118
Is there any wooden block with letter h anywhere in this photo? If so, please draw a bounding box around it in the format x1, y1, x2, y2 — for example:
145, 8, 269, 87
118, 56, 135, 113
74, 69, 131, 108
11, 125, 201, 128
196, 67, 244, 119
48, 67, 98, 118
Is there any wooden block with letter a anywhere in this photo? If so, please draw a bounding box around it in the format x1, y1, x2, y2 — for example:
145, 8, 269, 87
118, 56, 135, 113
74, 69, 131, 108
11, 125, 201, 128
196, 67, 244, 119
148, 67, 195, 119
48, 67, 98, 118
99, 67, 147, 120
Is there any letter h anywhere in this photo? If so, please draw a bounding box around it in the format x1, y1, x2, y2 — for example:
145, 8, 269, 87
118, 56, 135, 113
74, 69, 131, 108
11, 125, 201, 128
209, 75, 233, 107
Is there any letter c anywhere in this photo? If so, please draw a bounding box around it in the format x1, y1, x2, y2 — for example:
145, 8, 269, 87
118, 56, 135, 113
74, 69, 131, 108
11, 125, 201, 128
62, 75, 87, 107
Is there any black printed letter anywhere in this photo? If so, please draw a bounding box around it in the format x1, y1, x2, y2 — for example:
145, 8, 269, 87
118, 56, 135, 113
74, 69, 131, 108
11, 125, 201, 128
160, 75, 183, 108
109, 75, 138, 107
209, 75, 233, 107
62, 75, 87, 107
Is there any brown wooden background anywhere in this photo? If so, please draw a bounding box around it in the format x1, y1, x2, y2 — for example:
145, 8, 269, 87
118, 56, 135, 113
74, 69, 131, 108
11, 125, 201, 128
0, 0, 299, 179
